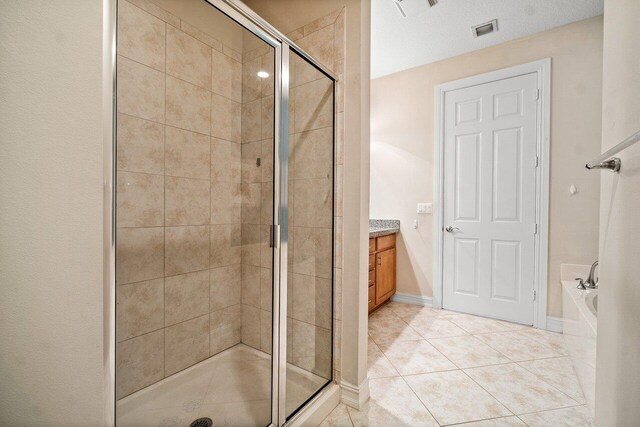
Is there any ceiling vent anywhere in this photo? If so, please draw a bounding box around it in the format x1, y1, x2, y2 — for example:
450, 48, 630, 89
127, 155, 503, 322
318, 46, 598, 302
393, 0, 437, 18
472, 19, 498, 37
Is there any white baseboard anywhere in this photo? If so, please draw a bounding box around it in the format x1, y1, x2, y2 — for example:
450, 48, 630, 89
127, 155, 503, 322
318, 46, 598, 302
340, 376, 370, 410
546, 316, 564, 333
391, 293, 563, 334
391, 292, 433, 307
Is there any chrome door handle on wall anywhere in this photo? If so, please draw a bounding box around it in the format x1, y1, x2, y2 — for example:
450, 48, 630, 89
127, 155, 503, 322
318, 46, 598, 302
445, 226, 460, 233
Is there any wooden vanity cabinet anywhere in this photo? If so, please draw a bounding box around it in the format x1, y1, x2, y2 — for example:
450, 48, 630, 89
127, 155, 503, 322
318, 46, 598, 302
368, 233, 397, 313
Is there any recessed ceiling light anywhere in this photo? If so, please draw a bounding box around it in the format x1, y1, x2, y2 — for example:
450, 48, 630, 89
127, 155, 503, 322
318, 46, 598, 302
257, 70, 270, 78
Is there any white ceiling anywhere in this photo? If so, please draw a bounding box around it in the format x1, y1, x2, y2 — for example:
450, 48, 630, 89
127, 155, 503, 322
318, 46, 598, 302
371, 0, 604, 78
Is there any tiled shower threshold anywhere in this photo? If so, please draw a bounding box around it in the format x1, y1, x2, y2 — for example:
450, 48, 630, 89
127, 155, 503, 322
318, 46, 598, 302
117, 344, 327, 427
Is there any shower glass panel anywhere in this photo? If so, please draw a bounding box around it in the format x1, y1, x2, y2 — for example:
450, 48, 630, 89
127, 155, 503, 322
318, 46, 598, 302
113, 0, 337, 425
115, 1, 275, 425
285, 50, 335, 419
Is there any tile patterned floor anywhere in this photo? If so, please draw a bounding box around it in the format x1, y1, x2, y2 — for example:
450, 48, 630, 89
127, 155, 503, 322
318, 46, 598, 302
321, 302, 592, 427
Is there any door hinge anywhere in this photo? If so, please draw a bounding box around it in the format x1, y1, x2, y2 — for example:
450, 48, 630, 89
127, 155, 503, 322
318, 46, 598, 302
533, 223, 538, 234
535, 89, 540, 100
269, 224, 280, 248
533, 290, 537, 301
534, 156, 539, 167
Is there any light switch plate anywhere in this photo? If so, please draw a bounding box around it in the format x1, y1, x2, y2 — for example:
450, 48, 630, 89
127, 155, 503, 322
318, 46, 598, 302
417, 203, 432, 214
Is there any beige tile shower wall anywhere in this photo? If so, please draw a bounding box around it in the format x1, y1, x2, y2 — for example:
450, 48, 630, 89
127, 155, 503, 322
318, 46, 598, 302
239, 42, 276, 355
115, 0, 244, 399
285, 9, 346, 380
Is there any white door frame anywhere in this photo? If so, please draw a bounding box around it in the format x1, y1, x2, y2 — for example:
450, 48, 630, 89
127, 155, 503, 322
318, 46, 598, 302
433, 59, 551, 329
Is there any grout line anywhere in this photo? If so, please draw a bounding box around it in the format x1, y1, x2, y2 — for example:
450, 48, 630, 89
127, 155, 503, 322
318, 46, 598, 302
513, 361, 585, 405
118, 170, 212, 181
470, 332, 564, 363
370, 303, 589, 425
343, 402, 356, 427
117, 111, 237, 142
116, 310, 213, 344
443, 415, 522, 426
162, 20, 167, 379
399, 374, 445, 426
516, 401, 588, 417
119, 47, 240, 102
458, 368, 515, 417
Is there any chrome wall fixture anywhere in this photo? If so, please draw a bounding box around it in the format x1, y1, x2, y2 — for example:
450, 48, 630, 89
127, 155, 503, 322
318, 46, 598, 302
586, 157, 621, 173
586, 129, 640, 173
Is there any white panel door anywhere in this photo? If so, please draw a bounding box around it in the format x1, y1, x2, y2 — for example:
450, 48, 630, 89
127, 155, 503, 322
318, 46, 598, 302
442, 73, 538, 325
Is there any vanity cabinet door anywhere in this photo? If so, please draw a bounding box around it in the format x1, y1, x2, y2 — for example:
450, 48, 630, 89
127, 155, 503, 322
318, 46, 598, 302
375, 248, 396, 304
368, 285, 376, 312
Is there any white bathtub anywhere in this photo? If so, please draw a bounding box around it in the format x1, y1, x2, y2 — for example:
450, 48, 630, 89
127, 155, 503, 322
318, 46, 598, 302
562, 280, 597, 417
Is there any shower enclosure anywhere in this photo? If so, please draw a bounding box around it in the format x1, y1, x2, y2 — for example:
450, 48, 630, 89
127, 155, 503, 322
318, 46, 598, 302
112, 0, 337, 425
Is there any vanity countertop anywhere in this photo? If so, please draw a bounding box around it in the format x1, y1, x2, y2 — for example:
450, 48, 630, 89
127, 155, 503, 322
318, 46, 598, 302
369, 219, 400, 238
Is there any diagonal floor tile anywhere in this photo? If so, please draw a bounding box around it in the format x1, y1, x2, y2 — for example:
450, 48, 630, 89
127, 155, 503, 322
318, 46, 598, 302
516, 327, 568, 355
368, 338, 400, 379
428, 335, 511, 368
320, 403, 354, 427
386, 301, 426, 318
518, 357, 586, 404
404, 370, 511, 425
369, 304, 399, 321
347, 377, 438, 427
474, 331, 562, 361
377, 339, 457, 375
518, 405, 593, 427
443, 313, 513, 334
368, 316, 422, 344
495, 319, 532, 331
464, 363, 579, 414
456, 416, 527, 426
405, 316, 468, 339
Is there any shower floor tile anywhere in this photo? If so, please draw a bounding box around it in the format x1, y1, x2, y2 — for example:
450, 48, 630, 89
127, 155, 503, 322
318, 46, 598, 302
117, 344, 327, 427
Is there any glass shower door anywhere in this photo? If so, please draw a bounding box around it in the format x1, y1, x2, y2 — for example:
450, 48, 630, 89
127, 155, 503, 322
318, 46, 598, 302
284, 49, 335, 419
115, 0, 276, 425
114, 0, 337, 425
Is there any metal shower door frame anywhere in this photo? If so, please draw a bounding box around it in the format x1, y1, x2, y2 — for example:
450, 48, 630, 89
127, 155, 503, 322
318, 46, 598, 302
105, 0, 337, 425
204, 3, 337, 426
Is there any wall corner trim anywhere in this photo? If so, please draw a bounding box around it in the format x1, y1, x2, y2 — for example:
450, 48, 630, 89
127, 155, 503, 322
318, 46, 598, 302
391, 292, 433, 307
340, 376, 370, 410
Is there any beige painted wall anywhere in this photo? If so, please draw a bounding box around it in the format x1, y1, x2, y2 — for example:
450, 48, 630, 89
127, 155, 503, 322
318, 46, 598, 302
595, 0, 640, 424
0, 1, 106, 425
370, 16, 603, 318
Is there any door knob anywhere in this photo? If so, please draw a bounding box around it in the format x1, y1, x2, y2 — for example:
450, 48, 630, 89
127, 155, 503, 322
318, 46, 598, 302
445, 226, 460, 233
